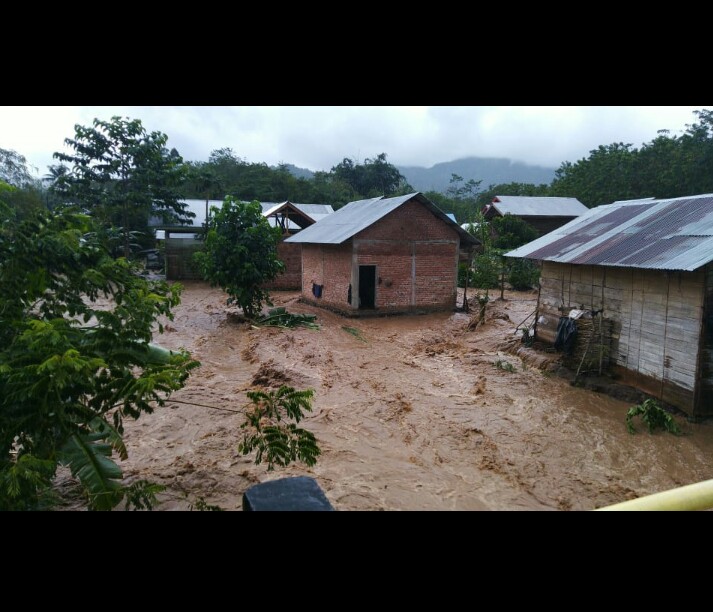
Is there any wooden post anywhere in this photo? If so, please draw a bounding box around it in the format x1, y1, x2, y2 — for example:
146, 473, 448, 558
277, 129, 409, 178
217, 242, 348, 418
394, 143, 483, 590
463, 261, 470, 312
500, 256, 505, 300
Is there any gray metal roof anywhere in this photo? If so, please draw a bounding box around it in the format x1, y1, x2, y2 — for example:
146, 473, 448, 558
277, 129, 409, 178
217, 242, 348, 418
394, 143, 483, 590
492, 195, 588, 217
506, 193, 713, 271
285, 192, 479, 247
152, 199, 333, 230
292, 203, 335, 222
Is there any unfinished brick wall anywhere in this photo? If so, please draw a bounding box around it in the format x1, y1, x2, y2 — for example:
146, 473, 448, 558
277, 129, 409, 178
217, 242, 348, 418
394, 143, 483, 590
299, 199, 460, 314
355, 200, 459, 312
300, 243, 353, 308
264, 241, 302, 290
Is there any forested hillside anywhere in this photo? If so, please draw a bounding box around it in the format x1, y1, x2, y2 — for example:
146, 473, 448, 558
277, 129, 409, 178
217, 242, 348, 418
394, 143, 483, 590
398, 157, 556, 193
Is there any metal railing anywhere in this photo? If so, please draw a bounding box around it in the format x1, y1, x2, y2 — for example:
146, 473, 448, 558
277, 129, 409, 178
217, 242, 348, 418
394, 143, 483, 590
596, 478, 713, 511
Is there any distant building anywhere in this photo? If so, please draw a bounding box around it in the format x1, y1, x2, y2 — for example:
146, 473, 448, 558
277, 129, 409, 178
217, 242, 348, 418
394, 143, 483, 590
484, 195, 588, 236
151, 199, 334, 284
286, 192, 479, 315
507, 193, 713, 418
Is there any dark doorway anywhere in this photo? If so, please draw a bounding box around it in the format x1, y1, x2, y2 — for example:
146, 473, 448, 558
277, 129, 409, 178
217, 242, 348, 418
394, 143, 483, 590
358, 265, 376, 309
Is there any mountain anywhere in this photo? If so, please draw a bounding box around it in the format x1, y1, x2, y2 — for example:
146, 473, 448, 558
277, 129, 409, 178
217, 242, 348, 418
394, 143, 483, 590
276, 163, 315, 180
397, 157, 557, 193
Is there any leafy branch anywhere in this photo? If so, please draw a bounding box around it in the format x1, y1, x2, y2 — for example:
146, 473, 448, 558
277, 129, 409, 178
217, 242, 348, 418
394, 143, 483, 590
238, 386, 321, 471
626, 399, 681, 435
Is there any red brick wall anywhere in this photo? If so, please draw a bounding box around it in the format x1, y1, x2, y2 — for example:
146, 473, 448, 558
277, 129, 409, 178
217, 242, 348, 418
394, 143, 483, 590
357, 200, 460, 241
265, 241, 302, 290
300, 243, 353, 308
299, 199, 460, 314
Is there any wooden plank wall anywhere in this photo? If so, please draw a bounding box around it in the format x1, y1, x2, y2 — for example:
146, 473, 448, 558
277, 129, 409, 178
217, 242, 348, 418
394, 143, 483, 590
698, 263, 713, 415
537, 261, 705, 413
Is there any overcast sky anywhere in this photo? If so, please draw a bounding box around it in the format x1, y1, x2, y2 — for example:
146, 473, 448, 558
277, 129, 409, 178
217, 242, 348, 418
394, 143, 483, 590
0, 106, 706, 177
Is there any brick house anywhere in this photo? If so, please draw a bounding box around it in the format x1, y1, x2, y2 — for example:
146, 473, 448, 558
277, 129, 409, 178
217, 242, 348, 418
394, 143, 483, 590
285, 192, 479, 315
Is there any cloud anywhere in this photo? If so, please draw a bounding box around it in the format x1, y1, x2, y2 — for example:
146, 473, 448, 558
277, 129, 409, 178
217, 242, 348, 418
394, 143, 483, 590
0, 105, 704, 177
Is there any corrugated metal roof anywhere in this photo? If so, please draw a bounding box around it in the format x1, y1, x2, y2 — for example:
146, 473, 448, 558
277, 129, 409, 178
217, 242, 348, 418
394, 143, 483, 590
492, 195, 588, 217
506, 193, 713, 271
285, 192, 479, 247
292, 203, 335, 222
152, 199, 334, 230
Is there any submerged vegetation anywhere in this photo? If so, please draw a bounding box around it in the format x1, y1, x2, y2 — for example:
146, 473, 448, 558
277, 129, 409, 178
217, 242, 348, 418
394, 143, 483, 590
626, 399, 681, 435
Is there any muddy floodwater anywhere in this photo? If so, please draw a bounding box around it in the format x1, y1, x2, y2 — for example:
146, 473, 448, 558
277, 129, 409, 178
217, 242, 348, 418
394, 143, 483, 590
118, 282, 713, 510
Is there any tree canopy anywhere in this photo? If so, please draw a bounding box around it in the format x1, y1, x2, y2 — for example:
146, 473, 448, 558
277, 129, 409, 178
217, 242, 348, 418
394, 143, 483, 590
183, 150, 410, 208
0, 201, 197, 510
194, 197, 284, 319
53, 116, 191, 256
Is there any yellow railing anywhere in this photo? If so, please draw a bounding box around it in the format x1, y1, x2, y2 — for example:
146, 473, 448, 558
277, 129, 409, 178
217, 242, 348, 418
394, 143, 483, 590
596, 478, 713, 511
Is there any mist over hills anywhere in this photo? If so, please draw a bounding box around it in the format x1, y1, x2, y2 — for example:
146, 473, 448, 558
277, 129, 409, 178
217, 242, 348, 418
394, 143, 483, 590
279, 157, 557, 193
397, 157, 556, 192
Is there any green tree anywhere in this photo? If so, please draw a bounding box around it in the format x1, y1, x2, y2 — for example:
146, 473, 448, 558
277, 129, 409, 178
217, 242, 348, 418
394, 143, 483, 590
476, 181, 551, 208
332, 153, 410, 198
53, 116, 191, 257
0, 147, 36, 187
550, 142, 639, 207
194, 197, 284, 319
491, 214, 538, 249
0, 202, 197, 510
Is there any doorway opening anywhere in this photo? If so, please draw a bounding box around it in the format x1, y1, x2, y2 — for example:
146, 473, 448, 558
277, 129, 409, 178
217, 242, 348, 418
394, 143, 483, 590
358, 265, 376, 309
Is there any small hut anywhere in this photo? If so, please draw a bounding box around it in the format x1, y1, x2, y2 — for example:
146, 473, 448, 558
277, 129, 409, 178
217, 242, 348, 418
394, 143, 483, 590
507, 193, 713, 418
285, 192, 479, 315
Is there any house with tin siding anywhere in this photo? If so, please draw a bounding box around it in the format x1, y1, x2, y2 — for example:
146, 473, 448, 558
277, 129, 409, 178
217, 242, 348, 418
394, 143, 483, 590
506, 193, 713, 418
285, 192, 479, 315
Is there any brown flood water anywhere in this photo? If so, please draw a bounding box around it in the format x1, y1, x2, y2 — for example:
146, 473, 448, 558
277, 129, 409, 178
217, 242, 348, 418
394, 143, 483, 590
118, 282, 713, 510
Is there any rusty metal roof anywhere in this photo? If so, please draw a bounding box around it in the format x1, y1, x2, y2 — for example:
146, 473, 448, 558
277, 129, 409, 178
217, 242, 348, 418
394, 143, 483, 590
285, 193, 479, 247
506, 193, 713, 271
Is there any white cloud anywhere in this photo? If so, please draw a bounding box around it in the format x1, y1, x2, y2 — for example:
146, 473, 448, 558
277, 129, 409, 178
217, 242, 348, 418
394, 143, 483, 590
0, 105, 704, 178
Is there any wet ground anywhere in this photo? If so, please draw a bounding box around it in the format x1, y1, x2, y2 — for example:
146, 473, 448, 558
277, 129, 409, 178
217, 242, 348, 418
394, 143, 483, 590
117, 282, 713, 510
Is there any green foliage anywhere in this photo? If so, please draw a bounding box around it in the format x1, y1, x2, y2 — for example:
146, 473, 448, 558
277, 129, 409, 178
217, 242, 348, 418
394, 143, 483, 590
183, 149, 408, 208
626, 399, 681, 435
472, 252, 501, 289
194, 197, 284, 319
189, 497, 223, 511
238, 386, 321, 471
508, 258, 540, 290
458, 262, 476, 287
550, 110, 713, 206
331, 153, 410, 198
256, 307, 319, 330
0, 204, 198, 510
123, 480, 166, 511
52, 116, 191, 256
493, 359, 516, 373
491, 214, 538, 249
0, 147, 36, 187
341, 326, 367, 342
